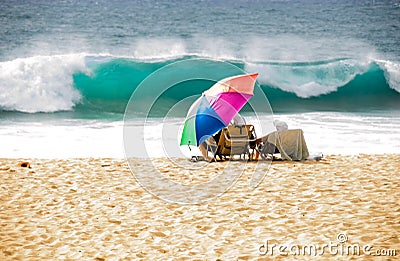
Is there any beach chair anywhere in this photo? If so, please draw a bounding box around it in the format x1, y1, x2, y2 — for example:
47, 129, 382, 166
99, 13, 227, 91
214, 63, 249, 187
215, 124, 257, 160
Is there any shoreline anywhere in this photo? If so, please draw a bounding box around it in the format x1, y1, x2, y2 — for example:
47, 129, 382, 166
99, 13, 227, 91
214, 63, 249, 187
1, 154, 399, 259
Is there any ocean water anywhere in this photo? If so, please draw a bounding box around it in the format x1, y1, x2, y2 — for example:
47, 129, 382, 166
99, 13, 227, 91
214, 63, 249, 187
1, 0, 399, 158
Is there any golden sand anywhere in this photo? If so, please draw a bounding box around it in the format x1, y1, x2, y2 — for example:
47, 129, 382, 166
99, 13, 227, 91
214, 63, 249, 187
0, 155, 399, 260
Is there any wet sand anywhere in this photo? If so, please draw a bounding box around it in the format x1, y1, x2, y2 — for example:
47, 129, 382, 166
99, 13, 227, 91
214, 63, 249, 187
0, 155, 399, 260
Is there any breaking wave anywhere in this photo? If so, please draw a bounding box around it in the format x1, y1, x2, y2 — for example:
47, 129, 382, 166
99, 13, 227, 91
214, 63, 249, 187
0, 53, 399, 114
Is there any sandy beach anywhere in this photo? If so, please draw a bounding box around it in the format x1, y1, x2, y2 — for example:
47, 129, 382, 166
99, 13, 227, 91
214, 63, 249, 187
0, 155, 399, 260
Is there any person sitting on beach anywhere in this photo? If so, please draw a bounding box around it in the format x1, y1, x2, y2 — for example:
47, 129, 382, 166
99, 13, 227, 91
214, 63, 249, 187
255, 120, 288, 145
274, 120, 288, 131
198, 113, 249, 161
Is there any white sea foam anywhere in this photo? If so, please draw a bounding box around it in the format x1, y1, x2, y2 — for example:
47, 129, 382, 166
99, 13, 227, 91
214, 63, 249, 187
245, 59, 371, 98
1, 112, 399, 158
273, 112, 400, 155
376, 59, 400, 93
0, 54, 89, 112
0, 120, 125, 158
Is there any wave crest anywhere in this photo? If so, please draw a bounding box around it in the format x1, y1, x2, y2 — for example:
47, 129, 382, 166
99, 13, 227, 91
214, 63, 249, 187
377, 59, 400, 93
246, 59, 371, 98
0, 54, 88, 113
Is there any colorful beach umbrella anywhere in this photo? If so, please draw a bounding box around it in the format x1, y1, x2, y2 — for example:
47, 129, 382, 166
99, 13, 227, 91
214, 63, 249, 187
180, 73, 258, 147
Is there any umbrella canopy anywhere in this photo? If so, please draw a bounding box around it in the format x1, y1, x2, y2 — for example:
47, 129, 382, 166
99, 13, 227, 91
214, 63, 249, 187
180, 73, 258, 146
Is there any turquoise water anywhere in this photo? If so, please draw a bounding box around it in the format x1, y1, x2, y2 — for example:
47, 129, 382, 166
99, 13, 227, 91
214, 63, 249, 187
1, 0, 399, 157
71, 57, 400, 113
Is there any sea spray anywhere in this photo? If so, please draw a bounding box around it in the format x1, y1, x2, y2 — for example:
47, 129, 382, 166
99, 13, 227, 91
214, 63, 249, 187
0, 54, 88, 113
377, 59, 400, 93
